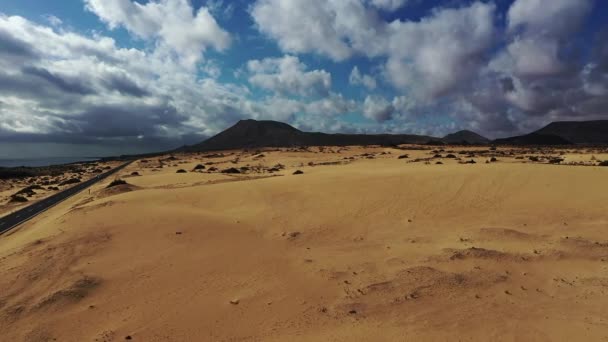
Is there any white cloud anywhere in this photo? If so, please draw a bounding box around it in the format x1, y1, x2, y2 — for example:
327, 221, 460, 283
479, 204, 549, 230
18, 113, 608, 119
507, 0, 593, 37
385, 2, 496, 98
349, 66, 377, 90
305, 93, 358, 116
205, 0, 236, 20
42, 14, 63, 27
84, 0, 231, 67
369, 0, 408, 12
495, 0, 594, 78
250, 0, 387, 61
363, 95, 394, 122
251, 0, 495, 101
247, 55, 332, 97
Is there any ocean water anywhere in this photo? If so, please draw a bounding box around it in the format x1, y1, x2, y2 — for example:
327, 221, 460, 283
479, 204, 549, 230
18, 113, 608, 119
0, 157, 100, 168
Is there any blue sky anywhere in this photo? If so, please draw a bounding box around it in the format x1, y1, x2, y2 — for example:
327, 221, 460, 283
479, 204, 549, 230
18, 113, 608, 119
0, 0, 607, 157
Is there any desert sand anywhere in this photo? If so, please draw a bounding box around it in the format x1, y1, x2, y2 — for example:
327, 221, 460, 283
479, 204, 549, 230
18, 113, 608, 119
1, 146, 608, 341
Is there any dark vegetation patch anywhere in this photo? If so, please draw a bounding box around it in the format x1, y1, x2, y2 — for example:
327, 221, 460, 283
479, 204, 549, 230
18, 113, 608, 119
107, 179, 128, 188
9, 195, 28, 203
221, 167, 241, 174
192, 164, 205, 171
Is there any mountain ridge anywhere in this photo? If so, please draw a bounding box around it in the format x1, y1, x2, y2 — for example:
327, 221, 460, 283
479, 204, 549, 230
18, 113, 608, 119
182, 119, 440, 152
494, 120, 608, 145
179, 119, 608, 152
442, 130, 490, 145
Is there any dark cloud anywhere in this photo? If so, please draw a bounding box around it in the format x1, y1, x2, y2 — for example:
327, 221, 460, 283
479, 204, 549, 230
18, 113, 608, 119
499, 77, 515, 93
0, 29, 37, 60
70, 104, 185, 138
102, 74, 150, 97
22, 66, 95, 95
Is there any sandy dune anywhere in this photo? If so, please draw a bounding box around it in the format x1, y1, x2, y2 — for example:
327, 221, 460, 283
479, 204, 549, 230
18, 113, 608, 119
1, 146, 608, 341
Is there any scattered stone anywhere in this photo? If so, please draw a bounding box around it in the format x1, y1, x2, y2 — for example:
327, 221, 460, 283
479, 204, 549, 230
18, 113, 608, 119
176, 169, 187, 173
293, 170, 304, 175
398, 154, 409, 159
348, 310, 357, 315
288, 231, 301, 238
192, 164, 205, 171
125, 336, 132, 340
405, 292, 419, 300
230, 299, 240, 305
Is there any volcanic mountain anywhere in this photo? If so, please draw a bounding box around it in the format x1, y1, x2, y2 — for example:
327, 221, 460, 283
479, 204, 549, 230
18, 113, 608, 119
494, 120, 608, 145
171, 119, 608, 154
442, 130, 490, 145
181, 119, 438, 151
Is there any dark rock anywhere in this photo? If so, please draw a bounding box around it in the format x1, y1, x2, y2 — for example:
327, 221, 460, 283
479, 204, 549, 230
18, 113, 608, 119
221, 168, 241, 174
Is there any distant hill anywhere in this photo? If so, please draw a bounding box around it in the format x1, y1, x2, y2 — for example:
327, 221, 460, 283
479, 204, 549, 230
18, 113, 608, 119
442, 130, 489, 145
175, 119, 608, 153
493, 133, 573, 145
533, 120, 608, 144
494, 120, 608, 145
180, 119, 437, 152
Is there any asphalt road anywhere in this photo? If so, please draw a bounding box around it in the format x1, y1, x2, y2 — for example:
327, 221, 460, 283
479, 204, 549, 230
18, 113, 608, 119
0, 161, 132, 236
